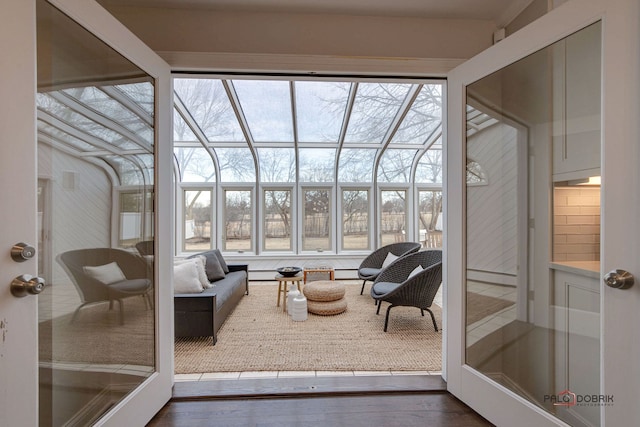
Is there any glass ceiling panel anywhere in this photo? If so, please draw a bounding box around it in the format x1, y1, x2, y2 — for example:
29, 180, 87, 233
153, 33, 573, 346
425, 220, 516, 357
466, 104, 499, 137
37, 121, 96, 152
299, 148, 335, 182
61, 87, 153, 144
344, 83, 412, 144
295, 81, 350, 143
37, 93, 140, 150
174, 79, 245, 143
136, 153, 154, 169
115, 82, 155, 117
173, 108, 199, 142
258, 148, 296, 183
415, 148, 443, 184
174, 146, 216, 182
378, 149, 418, 183
216, 147, 256, 182
391, 84, 442, 144
233, 80, 294, 142
104, 155, 147, 186
338, 148, 376, 182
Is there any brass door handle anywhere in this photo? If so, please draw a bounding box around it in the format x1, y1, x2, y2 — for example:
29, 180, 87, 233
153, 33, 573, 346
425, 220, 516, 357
603, 269, 634, 289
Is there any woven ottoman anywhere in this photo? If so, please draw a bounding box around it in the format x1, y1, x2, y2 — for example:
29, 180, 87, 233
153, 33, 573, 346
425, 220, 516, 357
303, 280, 347, 315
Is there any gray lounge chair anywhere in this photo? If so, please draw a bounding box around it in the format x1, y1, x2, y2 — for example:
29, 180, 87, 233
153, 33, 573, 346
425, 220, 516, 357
357, 242, 421, 295
371, 250, 443, 332
57, 248, 153, 324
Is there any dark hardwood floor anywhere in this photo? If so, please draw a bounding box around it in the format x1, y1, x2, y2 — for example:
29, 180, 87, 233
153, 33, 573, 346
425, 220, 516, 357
148, 375, 493, 426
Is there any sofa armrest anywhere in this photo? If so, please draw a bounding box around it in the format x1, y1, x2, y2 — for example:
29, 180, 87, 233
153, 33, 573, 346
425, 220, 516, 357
227, 264, 249, 295
227, 263, 248, 272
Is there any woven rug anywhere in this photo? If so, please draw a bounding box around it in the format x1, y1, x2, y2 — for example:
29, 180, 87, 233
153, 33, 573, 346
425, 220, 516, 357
175, 282, 442, 374
38, 296, 154, 366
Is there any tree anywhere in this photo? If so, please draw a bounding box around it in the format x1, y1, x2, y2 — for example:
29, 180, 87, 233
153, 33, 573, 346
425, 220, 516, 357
265, 190, 291, 238
342, 190, 368, 234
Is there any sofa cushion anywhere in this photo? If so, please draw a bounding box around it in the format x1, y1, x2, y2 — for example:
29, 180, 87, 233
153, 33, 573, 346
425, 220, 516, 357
174, 261, 204, 294
196, 270, 246, 310
190, 250, 226, 281
211, 249, 229, 274
175, 256, 210, 289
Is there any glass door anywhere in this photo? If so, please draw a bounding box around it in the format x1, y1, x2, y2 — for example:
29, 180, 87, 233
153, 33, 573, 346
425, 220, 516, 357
446, 0, 640, 425
0, 0, 173, 425
464, 22, 601, 427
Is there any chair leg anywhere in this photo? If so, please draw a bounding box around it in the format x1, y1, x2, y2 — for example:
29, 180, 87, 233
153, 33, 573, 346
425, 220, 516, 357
426, 308, 438, 332
116, 299, 124, 325
145, 292, 154, 310
420, 309, 425, 317
70, 303, 89, 323
376, 300, 382, 315
384, 304, 396, 332
360, 280, 367, 295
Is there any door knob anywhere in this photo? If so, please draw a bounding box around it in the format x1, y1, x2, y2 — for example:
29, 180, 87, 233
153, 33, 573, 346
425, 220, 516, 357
604, 269, 634, 289
11, 242, 36, 263
10, 274, 45, 297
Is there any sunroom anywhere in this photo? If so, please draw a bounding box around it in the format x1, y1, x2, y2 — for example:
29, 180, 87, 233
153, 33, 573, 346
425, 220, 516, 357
172, 76, 444, 275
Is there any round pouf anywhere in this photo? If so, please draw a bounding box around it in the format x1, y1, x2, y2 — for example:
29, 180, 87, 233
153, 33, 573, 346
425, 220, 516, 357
307, 298, 348, 316
303, 280, 347, 315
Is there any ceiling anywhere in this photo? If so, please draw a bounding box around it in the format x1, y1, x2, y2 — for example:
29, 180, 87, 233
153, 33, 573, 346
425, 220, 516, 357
97, 0, 534, 26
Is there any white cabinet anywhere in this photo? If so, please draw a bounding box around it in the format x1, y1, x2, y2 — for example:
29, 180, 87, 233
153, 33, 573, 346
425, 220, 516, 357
551, 266, 600, 427
552, 22, 601, 182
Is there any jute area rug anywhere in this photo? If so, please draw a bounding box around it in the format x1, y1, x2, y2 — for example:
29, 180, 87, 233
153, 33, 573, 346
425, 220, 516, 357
174, 282, 443, 374
39, 296, 154, 367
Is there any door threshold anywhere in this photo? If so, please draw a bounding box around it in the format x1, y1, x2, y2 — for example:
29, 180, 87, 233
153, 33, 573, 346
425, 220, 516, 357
172, 373, 446, 401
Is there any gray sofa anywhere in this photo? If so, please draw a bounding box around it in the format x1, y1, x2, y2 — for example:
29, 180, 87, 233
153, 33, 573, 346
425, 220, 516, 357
174, 251, 248, 345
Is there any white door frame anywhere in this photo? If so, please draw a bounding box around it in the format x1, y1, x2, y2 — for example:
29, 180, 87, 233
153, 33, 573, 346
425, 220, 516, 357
0, 2, 39, 425
446, 0, 640, 425
49, 1, 175, 424
0, 0, 173, 425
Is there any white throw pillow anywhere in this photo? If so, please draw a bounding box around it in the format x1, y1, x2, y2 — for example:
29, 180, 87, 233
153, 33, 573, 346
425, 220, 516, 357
83, 262, 126, 284
381, 252, 399, 268
408, 265, 424, 279
175, 256, 211, 289
173, 260, 204, 294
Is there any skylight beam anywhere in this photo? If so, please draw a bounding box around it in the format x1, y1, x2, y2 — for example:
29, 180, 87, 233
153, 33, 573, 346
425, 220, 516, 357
174, 94, 221, 182
100, 86, 154, 127
48, 91, 152, 152
37, 110, 128, 154
380, 85, 422, 145
222, 81, 258, 155
290, 81, 300, 186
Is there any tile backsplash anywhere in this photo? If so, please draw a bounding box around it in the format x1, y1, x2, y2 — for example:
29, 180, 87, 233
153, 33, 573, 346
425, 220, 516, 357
553, 186, 601, 262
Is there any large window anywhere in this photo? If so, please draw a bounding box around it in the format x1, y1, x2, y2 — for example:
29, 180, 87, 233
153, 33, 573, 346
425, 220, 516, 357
303, 188, 331, 251
173, 76, 444, 255
119, 189, 154, 247
418, 190, 443, 248
380, 190, 407, 246
224, 189, 252, 252
342, 189, 369, 250
183, 189, 212, 252
263, 189, 292, 251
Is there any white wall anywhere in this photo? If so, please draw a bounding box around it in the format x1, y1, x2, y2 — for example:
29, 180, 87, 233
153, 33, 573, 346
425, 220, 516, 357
100, 6, 497, 73
466, 123, 519, 277
39, 145, 112, 285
